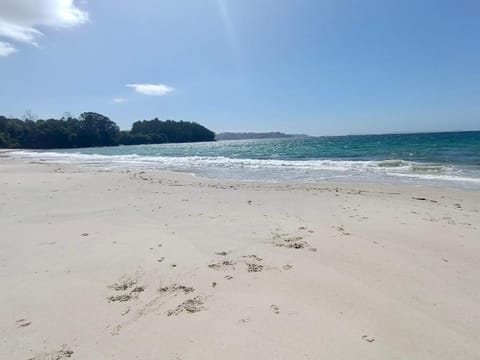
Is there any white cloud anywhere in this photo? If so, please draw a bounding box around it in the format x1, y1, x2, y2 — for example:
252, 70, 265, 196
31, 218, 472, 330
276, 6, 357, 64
126, 83, 175, 96
0, 0, 88, 55
113, 97, 127, 103
0, 40, 17, 56
0, 21, 42, 45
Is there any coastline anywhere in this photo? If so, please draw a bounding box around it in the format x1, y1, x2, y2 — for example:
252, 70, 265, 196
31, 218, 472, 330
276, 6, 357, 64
7, 146, 480, 191
1, 157, 479, 359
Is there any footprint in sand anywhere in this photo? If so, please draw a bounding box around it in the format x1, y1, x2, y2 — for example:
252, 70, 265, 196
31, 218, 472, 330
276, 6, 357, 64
215, 251, 230, 256
243, 254, 263, 261
273, 233, 317, 251
109, 278, 137, 291
208, 260, 236, 270
159, 284, 195, 295
334, 225, 351, 236
28, 346, 73, 360
167, 296, 206, 316
107, 277, 145, 303
246, 263, 264, 272
107, 294, 134, 302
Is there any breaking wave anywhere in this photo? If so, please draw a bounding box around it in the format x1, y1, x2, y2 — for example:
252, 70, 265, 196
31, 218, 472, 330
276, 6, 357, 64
9, 150, 480, 189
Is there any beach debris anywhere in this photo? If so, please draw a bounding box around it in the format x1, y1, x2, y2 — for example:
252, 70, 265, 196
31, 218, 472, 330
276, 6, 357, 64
441, 258, 449, 262
212, 282, 217, 288
224, 275, 234, 280
80, 232, 89, 237
282, 264, 292, 270
271, 304, 280, 314
362, 335, 375, 343
412, 197, 427, 201
167, 296, 206, 316
157, 257, 165, 262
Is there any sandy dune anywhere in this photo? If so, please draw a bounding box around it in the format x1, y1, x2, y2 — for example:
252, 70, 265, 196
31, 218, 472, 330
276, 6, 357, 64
1, 157, 479, 359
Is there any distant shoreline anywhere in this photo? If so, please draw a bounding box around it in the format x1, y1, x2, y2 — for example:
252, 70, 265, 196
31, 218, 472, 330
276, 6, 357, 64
216, 129, 480, 141
215, 132, 308, 141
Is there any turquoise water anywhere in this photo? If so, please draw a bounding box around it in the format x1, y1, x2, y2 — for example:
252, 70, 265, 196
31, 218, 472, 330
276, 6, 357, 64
11, 131, 480, 189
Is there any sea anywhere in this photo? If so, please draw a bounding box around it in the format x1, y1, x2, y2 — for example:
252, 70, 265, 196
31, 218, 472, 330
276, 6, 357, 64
10, 131, 480, 190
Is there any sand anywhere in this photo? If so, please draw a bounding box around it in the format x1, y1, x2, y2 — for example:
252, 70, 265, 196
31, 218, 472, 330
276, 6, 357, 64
0, 156, 479, 359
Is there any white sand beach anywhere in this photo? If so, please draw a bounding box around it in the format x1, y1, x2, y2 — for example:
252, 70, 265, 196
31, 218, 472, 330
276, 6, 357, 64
1, 156, 479, 359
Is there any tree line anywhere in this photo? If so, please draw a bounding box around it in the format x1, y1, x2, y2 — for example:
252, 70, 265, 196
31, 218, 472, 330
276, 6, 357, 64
0, 112, 215, 149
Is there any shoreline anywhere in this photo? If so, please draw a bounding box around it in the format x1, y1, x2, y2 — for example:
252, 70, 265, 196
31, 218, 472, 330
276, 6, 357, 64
4, 150, 480, 191
1, 158, 479, 359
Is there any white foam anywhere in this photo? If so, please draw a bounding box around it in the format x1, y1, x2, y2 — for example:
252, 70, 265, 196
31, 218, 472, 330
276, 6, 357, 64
387, 172, 480, 184
9, 150, 480, 189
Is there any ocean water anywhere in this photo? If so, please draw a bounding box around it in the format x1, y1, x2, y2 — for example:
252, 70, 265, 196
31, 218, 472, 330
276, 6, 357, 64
10, 131, 480, 189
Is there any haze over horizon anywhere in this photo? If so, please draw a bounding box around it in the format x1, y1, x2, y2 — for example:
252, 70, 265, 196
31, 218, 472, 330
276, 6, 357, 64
1, 0, 479, 136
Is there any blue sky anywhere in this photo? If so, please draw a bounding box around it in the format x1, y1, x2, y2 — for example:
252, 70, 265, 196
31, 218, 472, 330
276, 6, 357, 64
0, 0, 479, 135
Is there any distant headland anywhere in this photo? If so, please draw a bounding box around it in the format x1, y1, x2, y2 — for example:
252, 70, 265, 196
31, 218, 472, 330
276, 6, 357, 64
215, 132, 308, 141
0, 113, 215, 149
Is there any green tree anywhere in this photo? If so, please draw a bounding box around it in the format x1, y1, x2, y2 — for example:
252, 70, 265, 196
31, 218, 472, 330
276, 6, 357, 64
78, 112, 120, 147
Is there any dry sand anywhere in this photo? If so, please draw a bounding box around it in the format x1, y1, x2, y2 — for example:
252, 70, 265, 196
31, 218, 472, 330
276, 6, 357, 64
0, 157, 479, 359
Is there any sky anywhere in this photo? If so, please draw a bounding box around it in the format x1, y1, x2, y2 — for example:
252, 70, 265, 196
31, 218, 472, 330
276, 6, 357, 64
0, 0, 479, 135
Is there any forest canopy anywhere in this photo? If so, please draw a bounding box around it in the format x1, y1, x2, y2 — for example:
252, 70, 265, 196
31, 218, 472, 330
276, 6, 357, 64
0, 113, 215, 149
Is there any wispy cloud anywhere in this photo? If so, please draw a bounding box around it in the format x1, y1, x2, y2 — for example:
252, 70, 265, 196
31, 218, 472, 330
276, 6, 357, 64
126, 83, 175, 96
0, 0, 89, 56
0, 41, 17, 57
113, 97, 127, 103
